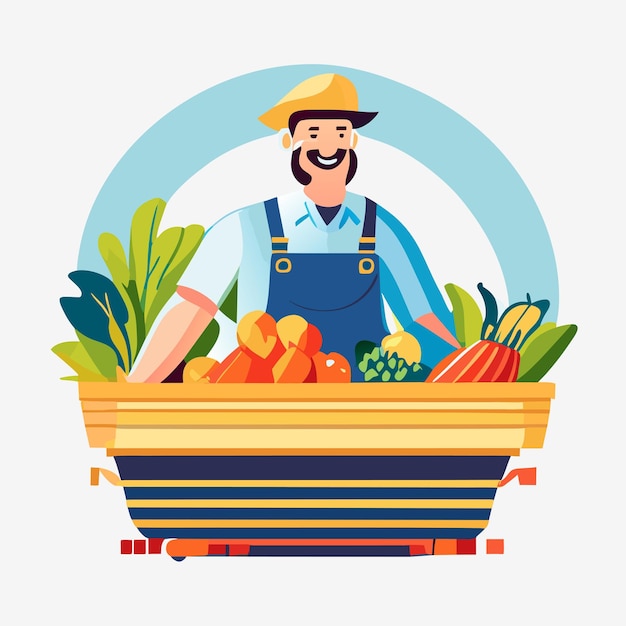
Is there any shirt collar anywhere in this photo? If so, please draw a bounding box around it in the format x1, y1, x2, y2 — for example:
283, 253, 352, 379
294, 192, 361, 233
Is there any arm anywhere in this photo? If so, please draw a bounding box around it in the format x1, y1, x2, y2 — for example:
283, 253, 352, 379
376, 207, 460, 366
126, 294, 217, 383
126, 209, 244, 382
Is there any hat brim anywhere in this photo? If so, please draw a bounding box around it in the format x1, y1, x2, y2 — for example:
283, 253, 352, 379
288, 110, 378, 134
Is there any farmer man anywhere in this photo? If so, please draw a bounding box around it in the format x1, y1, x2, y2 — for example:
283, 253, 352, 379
127, 73, 459, 382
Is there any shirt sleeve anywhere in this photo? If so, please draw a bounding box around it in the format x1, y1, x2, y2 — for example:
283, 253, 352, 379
376, 205, 454, 332
177, 208, 243, 304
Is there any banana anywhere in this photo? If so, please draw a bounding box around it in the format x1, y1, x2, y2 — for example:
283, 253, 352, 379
493, 293, 550, 350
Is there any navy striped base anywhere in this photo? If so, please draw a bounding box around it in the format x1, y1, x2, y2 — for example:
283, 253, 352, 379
115, 455, 510, 545
115, 455, 509, 480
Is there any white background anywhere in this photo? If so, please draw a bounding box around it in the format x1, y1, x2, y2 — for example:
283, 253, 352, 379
2, 1, 624, 624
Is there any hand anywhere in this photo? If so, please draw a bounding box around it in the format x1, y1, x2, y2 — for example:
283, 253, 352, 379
415, 313, 461, 348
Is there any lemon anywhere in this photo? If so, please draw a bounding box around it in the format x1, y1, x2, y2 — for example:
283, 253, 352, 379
380, 331, 422, 366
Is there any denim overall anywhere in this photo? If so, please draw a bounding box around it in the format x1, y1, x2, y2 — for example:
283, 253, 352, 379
264, 197, 388, 381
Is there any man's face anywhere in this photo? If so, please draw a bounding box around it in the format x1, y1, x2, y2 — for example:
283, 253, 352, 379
291, 118, 354, 182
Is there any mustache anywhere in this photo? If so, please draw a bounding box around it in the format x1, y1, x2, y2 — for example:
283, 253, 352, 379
291, 148, 358, 185
305, 149, 347, 170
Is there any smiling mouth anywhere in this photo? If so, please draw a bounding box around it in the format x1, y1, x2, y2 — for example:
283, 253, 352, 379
307, 149, 347, 170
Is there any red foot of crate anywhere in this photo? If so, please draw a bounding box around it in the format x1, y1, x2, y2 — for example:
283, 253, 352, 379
486, 538, 505, 554
120, 538, 164, 555
433, 538, 476, 555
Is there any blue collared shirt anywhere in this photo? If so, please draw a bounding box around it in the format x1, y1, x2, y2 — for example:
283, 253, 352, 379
137, 189, 454, 363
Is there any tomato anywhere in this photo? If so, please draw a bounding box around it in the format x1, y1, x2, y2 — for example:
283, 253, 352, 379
312, 351, 351, 382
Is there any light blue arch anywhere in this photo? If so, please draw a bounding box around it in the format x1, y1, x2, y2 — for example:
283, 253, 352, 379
77, 64, 559, 318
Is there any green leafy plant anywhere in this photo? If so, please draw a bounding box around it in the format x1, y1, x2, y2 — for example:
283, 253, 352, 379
99, 198, 205, 358
443, 282, 577, 382
53, 198, 217, 381
444, 283, 483, 348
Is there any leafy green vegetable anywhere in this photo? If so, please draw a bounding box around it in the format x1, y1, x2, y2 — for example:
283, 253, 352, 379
517, 323, 578, 382
99, 198, 205, 355
144, 223, 205, 332
518, 322, 556, 357
98, 231, 137, 357
60, 270, 131, 370
74, 331, 119, 379
444, 283, 483, 347
52, 340, 111, 381
358, 345, 431, 382
55, 198, 206, 380
98, 231, 130, 286
185, 319, 221, 361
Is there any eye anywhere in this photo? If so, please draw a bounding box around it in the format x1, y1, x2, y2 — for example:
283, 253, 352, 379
310, 134, 317, 139
339, 133, 344, 138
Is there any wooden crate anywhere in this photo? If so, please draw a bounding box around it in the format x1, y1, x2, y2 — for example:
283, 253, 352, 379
79, 382, 555, 554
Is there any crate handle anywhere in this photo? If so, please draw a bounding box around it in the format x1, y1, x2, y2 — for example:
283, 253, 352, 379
498, 467, 536, 487
90, 467, 121, 486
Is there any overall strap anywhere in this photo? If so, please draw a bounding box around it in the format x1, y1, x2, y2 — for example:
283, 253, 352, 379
264, 197, 289, 253
359, 197, 377, 252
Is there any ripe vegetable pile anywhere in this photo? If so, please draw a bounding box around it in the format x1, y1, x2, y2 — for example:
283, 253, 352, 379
182, 311, 351, 383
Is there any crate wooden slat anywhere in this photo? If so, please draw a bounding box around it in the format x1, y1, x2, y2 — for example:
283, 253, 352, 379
78, 382, 555, 453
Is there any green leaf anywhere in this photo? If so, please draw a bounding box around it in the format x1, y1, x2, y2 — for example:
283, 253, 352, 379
185, 319, 221, 361
517, 324, 578, 382
98, 232, 137, 358
125, 198, 204, 354
142, 225, 185, 325
90, 291, 132, 372
477, 282, 499, 340
144, 224, 204, 332
518, 322, 556, 357
129, 198, 167, 309
219, 276, 238, 322
75, 332, 119, 380
98, 232, 130, 286
60, 270, 131, 370
51, 341, 111, 381
125, 279, 145, 360
445, 283, 483, 347
355, 340, 378, 369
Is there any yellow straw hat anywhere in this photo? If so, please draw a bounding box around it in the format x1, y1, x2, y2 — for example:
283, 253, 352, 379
258, 73, 378, 133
